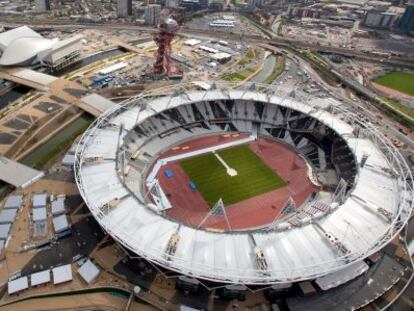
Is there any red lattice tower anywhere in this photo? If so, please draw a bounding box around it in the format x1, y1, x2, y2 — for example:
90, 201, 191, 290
153, 12, 182, 76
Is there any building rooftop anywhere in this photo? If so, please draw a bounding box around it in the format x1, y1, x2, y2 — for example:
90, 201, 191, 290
0, 156, 44, 189
53, 214, 70, 233
51, 198, 65, 216
52, 264, 73, 285
8, 276, 28, 295
31, 270, 51, 287
0, 224, 11, 240
3, 195, 23, 209
0, 25, 41, 50
32, 193, 47, 208
0, 209, 17, 224
78, 259, 100, 284
0, 26, 83, 67
32, 207, 47, 222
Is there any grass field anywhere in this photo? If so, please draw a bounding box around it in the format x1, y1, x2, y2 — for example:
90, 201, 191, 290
179, 145, 287, 207
374, 72, 414, 97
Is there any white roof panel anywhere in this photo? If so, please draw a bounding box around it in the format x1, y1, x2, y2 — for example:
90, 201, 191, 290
52, 264, 73, 285
33, 207, 47, 222
78, 259, 100, 284
51, 198, 65, 216
8, 276, 28, 294
184, 38, 201, 46
32, 193, 47, 208
0, 209, 17, 224
0, 156, 44, 188
53, 214, 70, 233
12, 68, 58, 86
0, 224, 11, 240
3, 195, 23, 209
315, 260, 369, 290
62, 154, 76, 166
50, 35, 83, 51
31, 270, 51, 286
80, 94, 115, 116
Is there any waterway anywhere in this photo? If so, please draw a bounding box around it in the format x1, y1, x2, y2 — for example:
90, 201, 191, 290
0, 85, 31, 110
20, 114, 93, 169
250, 55, 276, 83
53, 48, 126, 76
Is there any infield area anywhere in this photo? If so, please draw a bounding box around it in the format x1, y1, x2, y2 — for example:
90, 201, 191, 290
374, 71, 414, 97
179, 144, 287, 207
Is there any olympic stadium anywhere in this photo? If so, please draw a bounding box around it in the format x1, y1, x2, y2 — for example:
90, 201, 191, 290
74, 81, 413, 294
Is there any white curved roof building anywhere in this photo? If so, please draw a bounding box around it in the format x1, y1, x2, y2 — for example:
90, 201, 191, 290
0, 26, 82, 69
74, 82, 413, 286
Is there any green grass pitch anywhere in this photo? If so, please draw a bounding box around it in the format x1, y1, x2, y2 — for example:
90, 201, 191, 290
374, 72, 414, 97
179, 144, 287, 207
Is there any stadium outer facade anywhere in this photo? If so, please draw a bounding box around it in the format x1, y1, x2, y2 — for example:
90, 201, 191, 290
74, 81, 413, 289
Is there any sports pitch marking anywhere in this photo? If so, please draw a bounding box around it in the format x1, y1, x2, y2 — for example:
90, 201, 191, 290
179, 144, 287, 207
212, 150, 238, 176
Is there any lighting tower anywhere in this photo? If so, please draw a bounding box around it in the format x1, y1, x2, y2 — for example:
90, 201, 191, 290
152, 10, 183, 78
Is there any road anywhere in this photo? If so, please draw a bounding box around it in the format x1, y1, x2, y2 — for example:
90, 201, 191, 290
262, 44, 414, 148
1, 20, 414, 69
0, 19, 411, 146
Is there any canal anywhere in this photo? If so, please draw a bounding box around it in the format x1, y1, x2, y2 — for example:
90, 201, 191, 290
20, 114, 93, 169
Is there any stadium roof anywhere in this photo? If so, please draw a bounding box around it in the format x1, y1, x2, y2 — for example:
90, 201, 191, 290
0, 156, 44, 188
0, 26, 82, 66
75, 82, 413, 284
315, 260, 369, 290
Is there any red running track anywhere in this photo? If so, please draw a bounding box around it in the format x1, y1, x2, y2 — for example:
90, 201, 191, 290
153, 134, 318, 230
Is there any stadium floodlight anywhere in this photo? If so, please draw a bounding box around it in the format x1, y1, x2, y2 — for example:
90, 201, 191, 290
332, 179, 348, 204
197, 198, 231, 231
